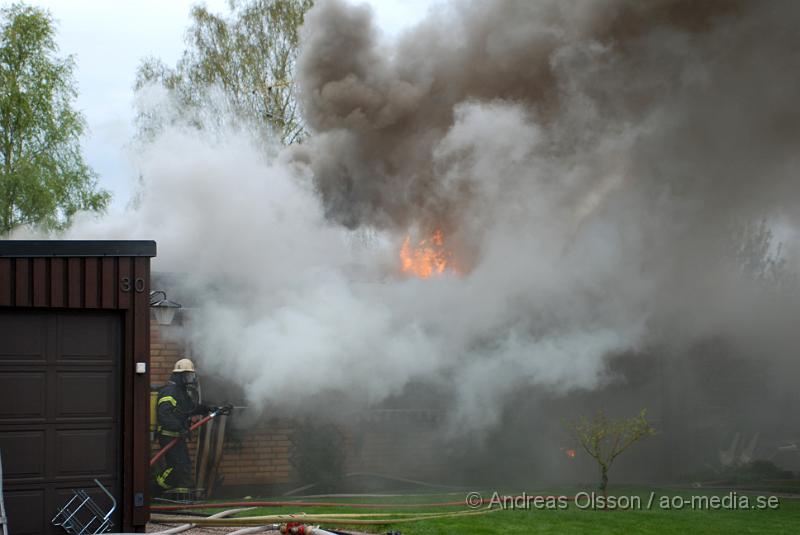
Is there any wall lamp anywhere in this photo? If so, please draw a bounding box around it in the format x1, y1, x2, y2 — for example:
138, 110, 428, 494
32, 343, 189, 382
149, 290, 182, 326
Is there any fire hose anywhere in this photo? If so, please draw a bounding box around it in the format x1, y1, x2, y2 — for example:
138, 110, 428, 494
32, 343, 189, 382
150, 405, 233, 467
225, 526, 342, 535
150, 508, 499, 527
150, 494, 572, 511
150, 507, 254, 534
228, 526, 280, 535
280, 524, 341, 535
152, 499, 479, 510
152, 499, 467, 511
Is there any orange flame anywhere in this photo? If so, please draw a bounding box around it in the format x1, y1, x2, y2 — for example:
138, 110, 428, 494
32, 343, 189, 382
400, 229, 453, 278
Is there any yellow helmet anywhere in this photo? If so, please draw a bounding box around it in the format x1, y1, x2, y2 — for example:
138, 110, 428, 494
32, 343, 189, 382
172, 358, 196, 373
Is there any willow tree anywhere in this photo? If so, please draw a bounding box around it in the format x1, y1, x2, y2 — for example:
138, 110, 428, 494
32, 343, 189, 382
0, 3, 109, 234
135, 0, 312, 146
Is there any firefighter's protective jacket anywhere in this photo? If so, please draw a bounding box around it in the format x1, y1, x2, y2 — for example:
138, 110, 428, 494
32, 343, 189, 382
156, 380, 205, 437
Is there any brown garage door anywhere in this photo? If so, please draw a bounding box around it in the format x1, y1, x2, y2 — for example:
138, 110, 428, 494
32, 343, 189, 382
0, 309, 121, 535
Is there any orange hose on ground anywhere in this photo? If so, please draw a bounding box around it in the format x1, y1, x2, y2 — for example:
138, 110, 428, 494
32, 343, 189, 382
150, 494, 572, 511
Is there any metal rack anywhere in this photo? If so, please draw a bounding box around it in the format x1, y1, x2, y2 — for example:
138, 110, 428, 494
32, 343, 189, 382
1, 451, 8, 535
51, 479, 117, 535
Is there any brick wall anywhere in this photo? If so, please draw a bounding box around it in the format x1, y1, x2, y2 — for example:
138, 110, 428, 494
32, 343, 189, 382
342, 412, 446, 481
150, 320, 298, 488
217, 420, 295, 485
149, 320, 183, 386
150, 320, 443, 491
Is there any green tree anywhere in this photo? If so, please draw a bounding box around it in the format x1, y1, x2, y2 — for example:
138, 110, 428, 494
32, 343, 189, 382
0, 3, 109, 234
135, 0, 312, 146
568, 409, 656, 496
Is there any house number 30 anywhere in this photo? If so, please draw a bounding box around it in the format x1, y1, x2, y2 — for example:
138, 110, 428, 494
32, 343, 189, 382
120, 277, 146, 293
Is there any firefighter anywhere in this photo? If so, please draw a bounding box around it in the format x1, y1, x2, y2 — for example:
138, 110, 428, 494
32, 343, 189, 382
153, 358, 209, 493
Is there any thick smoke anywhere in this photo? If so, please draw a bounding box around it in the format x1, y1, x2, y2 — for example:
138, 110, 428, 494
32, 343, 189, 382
288, 0, 800, 425
60, 0, 800, 437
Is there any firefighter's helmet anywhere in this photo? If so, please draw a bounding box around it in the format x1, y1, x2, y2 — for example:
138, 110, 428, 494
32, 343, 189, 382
172, 358, 196, 373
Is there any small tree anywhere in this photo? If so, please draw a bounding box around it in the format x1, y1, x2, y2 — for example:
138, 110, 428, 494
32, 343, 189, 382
568, 409, 656, 495
0, 3, 109, 234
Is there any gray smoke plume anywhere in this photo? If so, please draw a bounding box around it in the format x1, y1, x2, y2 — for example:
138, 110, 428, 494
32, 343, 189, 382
293, 0, 796, 233
57, 0, 800, 441
285, 0, 800, 428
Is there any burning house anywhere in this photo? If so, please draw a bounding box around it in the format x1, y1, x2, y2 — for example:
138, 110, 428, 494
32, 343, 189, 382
5, 0, 800, 531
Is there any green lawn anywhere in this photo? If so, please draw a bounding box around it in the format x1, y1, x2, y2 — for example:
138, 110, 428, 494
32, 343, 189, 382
169, 488, 800, 534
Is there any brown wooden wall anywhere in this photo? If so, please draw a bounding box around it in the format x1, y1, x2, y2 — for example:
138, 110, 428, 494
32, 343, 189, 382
0, 257, 138, 309
0, 243, 154, 531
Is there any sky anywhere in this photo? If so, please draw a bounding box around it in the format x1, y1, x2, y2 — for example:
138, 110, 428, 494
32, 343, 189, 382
17, 0, 434, 212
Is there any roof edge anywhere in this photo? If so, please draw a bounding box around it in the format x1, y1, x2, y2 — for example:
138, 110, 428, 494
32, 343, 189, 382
0, 240, 157, 257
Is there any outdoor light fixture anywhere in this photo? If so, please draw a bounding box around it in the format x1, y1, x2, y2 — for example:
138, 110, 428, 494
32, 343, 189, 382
149, 290, 182, 326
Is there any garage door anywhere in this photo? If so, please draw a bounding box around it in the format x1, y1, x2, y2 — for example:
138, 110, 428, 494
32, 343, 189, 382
0, 309, 121, 535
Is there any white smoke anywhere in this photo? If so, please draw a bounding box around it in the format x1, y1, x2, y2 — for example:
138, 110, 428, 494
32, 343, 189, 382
61, 102, 652, 433
49, 0, 800, 434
